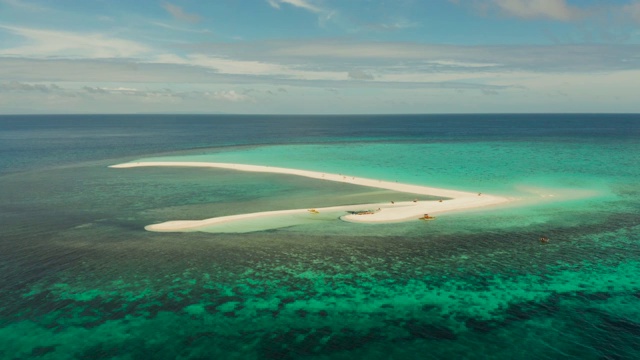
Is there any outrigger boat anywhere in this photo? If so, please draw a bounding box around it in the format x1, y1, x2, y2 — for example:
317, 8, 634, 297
347, 208, 380, 215
419, 214, 436, 221
308, 209, 320, 214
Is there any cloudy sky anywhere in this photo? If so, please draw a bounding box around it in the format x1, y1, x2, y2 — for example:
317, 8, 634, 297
1, 0, 639, 114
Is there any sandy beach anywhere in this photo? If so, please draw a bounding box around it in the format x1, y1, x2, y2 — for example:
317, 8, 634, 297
110, 161, 512, 232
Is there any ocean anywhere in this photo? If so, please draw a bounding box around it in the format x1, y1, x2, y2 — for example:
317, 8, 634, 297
0, 114, 639, 359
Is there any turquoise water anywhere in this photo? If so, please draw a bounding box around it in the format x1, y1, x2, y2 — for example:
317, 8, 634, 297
140, 140, 625, 194
137, 139, 627, 233
1, 114, 639, 359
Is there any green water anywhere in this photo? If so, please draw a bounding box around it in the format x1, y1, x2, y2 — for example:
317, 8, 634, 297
3, 223, 640, 358
1, 115, 639, 359
141, 140, 631, 195
135, 140, 629, 234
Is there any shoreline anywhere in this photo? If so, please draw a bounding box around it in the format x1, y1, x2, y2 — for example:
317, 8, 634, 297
110, 161, 513, 232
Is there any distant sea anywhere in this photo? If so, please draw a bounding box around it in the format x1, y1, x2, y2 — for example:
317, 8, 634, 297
1, 114, 639, 359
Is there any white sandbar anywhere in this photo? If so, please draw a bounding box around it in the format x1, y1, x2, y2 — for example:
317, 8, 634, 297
110, 161, 512, 232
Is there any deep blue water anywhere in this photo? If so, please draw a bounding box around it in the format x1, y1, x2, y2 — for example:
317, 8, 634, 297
0, 114, 639, 359
2, 114, 637, 175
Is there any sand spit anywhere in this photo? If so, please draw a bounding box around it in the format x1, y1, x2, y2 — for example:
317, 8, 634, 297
110, 161, 512, 232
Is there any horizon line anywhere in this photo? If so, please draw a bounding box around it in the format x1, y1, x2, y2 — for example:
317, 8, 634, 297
1, 112, 639, 117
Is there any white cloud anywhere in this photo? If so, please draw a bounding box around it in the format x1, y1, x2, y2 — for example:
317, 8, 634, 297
0, 81, 61, 92
82, 86, 185, 99
185, 54, 287, 76
0, 25, 151, 58
161, 2, 201, 23
83, 86, 109, 94
266, 0, 339, 29
149, 21, 212, 34
266, 41, 640, 73
451, 0, 586, 21
1, 71, 639, 114
269, 0, 322, 13
491, 0, 583, 21
150, 53, 347, 81
267, 0, 280, 9
427, 60, 500, 68
364, 19, 420, 31
210, 90, 251, 102
3, 34, 639, 87
1, 23, 639, 113
272, 42, 428, 59
348, 69, 374, 80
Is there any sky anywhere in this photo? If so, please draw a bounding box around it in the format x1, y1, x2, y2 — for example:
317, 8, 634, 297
0, 0, 639, 114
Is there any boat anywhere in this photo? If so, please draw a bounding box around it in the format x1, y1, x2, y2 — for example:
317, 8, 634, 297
348, 209, 380, 215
